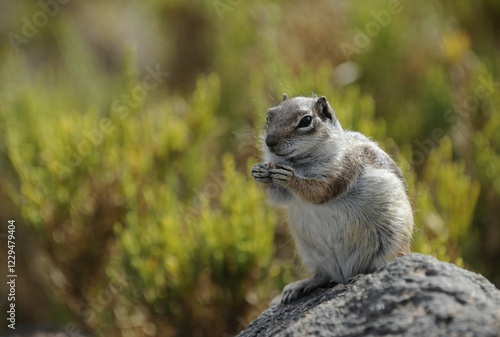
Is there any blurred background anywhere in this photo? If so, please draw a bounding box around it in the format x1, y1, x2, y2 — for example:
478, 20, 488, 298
0, 0, 499, 336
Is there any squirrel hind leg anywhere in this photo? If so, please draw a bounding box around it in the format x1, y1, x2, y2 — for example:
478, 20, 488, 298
280, 273, 333, 305
346, 273, 366, 285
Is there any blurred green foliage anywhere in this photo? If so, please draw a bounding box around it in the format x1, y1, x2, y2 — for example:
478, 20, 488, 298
0, 0, 499, 336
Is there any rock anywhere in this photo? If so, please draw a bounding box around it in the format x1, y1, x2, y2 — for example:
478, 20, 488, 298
237, 253, 500, 337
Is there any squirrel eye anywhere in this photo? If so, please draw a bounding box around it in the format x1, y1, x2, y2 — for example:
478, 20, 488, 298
297, 115, 313, 128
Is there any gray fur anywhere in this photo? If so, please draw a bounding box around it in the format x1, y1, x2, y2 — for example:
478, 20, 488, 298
251, 95, 414, 304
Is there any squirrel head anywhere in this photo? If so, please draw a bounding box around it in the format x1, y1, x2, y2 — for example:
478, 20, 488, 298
264, 94, 342, 161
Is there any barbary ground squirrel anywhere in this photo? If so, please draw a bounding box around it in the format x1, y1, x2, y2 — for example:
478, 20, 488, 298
251, 94, 414, 304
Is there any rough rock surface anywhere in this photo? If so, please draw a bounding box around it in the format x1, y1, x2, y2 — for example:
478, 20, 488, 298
237, 254, 500, 337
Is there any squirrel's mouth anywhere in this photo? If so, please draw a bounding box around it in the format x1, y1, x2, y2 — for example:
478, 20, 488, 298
271, 149, 295, 158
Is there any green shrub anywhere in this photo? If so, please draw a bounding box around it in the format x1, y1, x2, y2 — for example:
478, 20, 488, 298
1, 58, 278, 335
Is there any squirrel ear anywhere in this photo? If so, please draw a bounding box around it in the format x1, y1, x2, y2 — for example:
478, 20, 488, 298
282, 93, 288, 102
316, 96, 334, 120
311, 92, 318, 99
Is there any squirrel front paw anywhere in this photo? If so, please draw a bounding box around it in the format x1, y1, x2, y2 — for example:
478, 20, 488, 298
252, 163, 296, 186
269, 163, 295, 186
251, 163, 272, 184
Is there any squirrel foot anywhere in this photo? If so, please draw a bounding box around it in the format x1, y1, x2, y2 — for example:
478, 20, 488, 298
281, 274, 332, 305
346, 273, 365, 285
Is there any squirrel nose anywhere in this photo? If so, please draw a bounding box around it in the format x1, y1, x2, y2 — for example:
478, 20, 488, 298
266, 134, 279, 147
